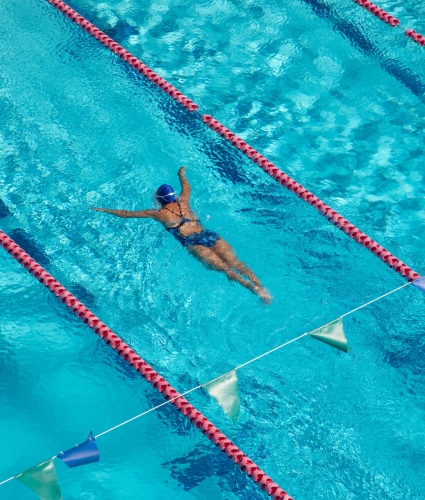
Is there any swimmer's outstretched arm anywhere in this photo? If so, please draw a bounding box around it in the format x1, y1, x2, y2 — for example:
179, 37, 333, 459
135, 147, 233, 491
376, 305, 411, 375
178, 166, 190, 203
89, 208, 159, 219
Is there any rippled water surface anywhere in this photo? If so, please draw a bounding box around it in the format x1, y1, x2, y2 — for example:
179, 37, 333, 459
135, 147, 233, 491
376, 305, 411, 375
0, 0, 424, 499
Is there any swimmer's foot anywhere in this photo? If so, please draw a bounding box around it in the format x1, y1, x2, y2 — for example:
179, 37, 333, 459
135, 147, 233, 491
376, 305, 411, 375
254, 286, 272, 304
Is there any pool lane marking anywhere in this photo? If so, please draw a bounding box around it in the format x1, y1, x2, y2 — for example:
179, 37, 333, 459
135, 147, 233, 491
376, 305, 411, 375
45, 0, 198, 112
353, 0, 425, 48
202, 115, 420, 283
1, 275, 420, 488
0, 229, 292, 500
44, 0, 420, 284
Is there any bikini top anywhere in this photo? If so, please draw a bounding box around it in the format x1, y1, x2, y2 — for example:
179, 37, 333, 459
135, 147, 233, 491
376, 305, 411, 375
163, 201, 200, 233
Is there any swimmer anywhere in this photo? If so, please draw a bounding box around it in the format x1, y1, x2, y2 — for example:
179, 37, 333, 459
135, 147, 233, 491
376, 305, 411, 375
90, 167, 271, 302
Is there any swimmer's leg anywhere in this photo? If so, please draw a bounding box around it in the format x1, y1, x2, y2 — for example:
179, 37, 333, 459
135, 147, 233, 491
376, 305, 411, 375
188, 245, 260, 295
212, 239, 263, 287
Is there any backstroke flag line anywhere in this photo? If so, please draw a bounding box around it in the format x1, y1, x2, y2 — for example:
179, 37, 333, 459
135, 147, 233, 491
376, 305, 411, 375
6, 272, 423, 495
57, 432, 99, 468
308, 317, 352, 353
15, 459, 62, 500
203, 370, 241, 424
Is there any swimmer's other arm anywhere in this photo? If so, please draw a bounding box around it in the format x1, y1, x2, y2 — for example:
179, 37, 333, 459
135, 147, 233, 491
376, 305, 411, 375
89, 208, 158, 219
178, 166, 190, 203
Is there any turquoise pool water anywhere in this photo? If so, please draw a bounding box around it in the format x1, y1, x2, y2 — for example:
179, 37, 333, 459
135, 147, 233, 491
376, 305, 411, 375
0, 0, 424, 498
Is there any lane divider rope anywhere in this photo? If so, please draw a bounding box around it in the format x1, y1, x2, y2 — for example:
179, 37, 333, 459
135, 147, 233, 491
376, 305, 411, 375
0, 229, 291, 500
45, 0, 198, 111
44, 0, 419, 284
201, 114, 420, 282
354, 0, 400, 27
353, 0, 425, 47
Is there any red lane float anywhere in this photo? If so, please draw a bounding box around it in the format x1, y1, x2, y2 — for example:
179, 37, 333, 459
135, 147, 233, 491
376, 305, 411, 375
353, 0, 399, 26
0, 229, 292, 500
353, 0, 425, 49
405, 28, 425, 47
202, 114, 420, 282
45, 0, 198, 112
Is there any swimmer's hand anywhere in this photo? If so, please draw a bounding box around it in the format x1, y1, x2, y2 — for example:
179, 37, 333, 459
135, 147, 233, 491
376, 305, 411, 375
89, 207, 106, 212
178, 166, 190, 202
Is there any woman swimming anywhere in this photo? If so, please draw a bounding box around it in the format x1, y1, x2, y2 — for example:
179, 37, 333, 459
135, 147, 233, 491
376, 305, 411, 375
90, 167, 271, 302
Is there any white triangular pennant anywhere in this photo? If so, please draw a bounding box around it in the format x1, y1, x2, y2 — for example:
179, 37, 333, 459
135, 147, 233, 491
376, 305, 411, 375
203, 370, 240, 424
309, 317, 352, 353
15, 459, 62, 500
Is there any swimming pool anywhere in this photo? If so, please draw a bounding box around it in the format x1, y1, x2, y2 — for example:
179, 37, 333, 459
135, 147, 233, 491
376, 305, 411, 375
0, 0, 424, 498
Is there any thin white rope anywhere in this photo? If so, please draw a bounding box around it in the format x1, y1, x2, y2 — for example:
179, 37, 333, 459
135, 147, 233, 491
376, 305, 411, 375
0, 455, 57, 486
0, 277, 420, 487
234, 332, 310, 371
0, 477, 14, 486
340, 282, 411, 318
95, 385, 201, 439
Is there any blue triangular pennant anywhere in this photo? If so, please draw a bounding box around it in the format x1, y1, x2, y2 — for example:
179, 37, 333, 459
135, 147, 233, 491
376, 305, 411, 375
412, 276, 425, 294
57, 432, 99, 468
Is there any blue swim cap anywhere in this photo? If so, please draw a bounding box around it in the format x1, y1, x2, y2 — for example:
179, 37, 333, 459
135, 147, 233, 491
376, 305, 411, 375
156, 184, 176, 204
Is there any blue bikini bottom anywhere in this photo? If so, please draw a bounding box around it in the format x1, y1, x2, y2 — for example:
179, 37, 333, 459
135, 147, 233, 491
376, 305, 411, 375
167, 228, 220, 248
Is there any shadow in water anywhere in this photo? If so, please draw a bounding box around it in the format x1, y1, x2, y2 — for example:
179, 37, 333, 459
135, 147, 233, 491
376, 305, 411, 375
9, 228, 50, 267
0, 199, 12, 219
